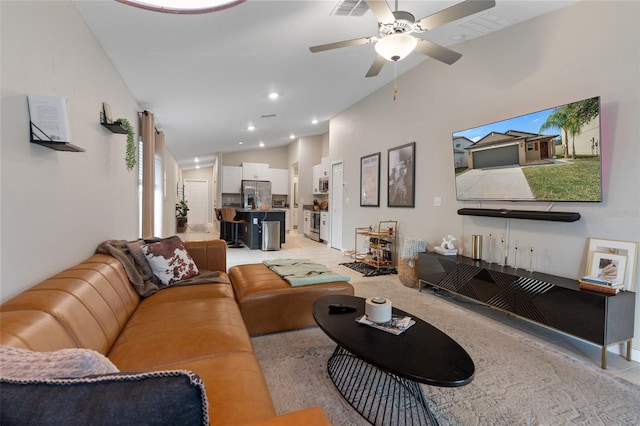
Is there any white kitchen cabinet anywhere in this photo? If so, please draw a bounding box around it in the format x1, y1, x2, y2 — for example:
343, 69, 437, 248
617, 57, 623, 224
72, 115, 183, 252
242, 162, 269, 180
320, 157, 330, 178
312, 164, 321, 194
303, 210, 311, 236
269, 168, 288, 195
320, 211, 329, 241
222, 166, 242, 193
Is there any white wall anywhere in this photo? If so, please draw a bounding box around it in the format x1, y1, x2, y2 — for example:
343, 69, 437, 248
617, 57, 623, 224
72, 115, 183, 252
221, 146, 289, 168
331, 1, 640, 352
163, 151, 181, 236
0, 1, 141, 301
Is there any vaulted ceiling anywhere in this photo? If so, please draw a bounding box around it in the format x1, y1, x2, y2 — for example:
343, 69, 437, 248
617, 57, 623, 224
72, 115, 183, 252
73, 0, 579, 169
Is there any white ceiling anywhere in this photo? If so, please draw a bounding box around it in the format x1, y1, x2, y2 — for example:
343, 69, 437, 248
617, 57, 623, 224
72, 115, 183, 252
73, 0, 578, 169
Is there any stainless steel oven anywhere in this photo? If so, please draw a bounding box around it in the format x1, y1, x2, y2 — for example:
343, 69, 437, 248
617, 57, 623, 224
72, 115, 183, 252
310, 211, 321, 241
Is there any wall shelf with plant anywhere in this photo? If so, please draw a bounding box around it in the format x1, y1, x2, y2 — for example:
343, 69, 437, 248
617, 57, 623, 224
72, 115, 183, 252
100, 103, 136, 171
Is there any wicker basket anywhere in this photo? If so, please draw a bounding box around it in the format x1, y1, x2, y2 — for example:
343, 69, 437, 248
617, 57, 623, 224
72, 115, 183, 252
398, 258, 418, 288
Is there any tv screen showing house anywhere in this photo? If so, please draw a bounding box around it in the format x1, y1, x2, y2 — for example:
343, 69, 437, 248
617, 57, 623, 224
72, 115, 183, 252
451, 96, 602, 202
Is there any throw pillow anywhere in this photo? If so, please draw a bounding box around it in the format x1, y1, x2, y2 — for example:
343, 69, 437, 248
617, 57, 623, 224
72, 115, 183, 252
142, 236, 199, 286
0, 370, 209, 426
0, 346, 119, 380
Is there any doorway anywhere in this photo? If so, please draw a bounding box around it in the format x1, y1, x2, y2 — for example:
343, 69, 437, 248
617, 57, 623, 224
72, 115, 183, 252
330, 161, 343, 250
184, 179, 209, 227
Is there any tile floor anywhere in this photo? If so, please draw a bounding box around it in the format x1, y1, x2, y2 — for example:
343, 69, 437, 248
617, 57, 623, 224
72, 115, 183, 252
179, 228, 640, 385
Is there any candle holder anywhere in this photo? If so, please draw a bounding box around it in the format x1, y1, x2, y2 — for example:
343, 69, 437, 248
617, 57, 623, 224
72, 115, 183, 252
528, 246, 535, 272
486, 233, 493, 264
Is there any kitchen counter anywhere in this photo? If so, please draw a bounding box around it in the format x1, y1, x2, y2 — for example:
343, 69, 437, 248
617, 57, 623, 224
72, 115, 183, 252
234, 210, 286, 249
236, 208, 288, 213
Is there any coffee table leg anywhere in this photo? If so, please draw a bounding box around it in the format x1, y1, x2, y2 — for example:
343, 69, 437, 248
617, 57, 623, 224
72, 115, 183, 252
327, 345, 439, 425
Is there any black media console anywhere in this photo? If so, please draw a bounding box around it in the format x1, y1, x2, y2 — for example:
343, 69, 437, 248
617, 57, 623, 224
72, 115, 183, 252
417, 251, 635, 369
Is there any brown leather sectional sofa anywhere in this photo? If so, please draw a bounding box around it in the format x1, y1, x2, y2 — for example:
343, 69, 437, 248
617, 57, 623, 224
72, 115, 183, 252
0, 239, 332, 425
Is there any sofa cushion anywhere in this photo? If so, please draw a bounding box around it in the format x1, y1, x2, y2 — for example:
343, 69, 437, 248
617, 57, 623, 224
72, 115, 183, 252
0, 370, 208, 426
108, 297, 253, 370
0, 310, 77, 351
153, 353, 276, 425
0, 346, 119, 380
143, 236, 200, 286
0, 254, 140, 354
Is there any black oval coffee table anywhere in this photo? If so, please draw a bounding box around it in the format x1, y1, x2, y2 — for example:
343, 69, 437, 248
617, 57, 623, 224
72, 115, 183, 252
313, 295, 475, 425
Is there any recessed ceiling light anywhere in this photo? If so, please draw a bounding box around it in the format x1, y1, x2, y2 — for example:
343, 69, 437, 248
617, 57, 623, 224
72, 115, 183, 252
312, 119, 318, 125
238, 141, 244, 145
195, 165, 200, 169
290, 134, 295, 140
247, 124, 255, 131
268, 92, 279, 100
117, 0, 245, 14
259, 141, 265, 148
194, 157, 199, 163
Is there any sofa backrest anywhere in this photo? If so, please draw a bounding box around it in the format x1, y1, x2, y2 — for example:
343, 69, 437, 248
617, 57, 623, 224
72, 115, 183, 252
184, 239, 227, 273
0, 254, 140, 354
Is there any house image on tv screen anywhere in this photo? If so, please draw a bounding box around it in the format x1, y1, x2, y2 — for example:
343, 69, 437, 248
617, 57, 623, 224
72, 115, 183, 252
464, 130, 559, 170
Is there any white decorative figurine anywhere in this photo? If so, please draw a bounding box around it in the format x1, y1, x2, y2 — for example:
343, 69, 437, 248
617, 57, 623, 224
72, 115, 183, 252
441, 235, 457, 250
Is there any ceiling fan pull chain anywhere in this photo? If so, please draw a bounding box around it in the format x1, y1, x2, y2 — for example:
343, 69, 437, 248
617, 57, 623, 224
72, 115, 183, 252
393, 62, 398, 101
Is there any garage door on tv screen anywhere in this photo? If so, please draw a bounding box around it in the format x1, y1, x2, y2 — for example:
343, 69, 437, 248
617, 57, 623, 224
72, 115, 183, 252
451, 96, 602, 202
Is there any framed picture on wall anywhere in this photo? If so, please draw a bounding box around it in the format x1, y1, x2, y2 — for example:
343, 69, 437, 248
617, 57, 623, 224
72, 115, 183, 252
388, 142, 415, 208
360, 152, 380, 207
586, 238, 638, 291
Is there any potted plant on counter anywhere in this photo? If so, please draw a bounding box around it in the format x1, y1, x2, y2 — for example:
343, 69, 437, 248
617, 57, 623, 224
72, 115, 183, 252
176, 200, 189, 233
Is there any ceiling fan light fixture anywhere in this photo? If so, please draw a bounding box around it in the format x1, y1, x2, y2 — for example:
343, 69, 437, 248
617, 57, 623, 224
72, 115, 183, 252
117, 0, 245, 14
375, 33, 417, 62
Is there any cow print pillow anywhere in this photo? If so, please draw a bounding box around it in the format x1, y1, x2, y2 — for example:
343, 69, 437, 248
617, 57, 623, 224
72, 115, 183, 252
142, 236, 199, 286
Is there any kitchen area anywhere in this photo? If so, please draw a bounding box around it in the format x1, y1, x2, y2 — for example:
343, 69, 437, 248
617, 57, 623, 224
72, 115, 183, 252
220, 156, 330, 249
302, 156, 330, 243
219, 162, 288, 250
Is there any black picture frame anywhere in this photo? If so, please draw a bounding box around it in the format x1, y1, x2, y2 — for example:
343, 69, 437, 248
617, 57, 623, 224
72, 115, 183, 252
388, 142, 415, 208
360, 152, 380, 207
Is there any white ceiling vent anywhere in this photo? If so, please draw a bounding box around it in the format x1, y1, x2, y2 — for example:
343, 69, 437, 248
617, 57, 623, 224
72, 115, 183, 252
458, 13, 511, 35
331, 0, 369, 17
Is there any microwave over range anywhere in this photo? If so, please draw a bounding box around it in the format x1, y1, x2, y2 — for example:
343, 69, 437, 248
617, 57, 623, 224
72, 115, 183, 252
319, 177, 329, 193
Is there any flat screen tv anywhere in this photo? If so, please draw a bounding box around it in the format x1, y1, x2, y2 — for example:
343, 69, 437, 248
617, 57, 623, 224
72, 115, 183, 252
451, 96, 602, 202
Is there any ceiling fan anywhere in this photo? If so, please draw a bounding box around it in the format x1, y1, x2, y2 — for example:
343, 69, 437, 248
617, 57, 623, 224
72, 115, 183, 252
309, 0, 496, 77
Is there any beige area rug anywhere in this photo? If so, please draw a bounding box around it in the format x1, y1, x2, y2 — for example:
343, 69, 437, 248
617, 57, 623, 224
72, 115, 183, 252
251, 274, 640, 425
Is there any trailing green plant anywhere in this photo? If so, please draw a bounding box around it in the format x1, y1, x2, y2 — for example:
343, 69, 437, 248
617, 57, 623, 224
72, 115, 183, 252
117, 118, 136, 171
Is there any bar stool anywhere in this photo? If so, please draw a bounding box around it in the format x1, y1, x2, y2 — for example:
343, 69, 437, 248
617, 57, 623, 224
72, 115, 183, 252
214, 208, 225, 240
220, 207, 245, 248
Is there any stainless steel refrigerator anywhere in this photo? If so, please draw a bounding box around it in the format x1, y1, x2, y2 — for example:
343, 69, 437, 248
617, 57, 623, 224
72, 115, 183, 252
241, 180, 272, 209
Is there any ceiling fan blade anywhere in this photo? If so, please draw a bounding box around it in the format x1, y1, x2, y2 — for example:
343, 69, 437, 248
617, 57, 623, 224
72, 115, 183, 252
365, 55, 386, 78
414, 39, 462, 65
364, 0, 395, 24
309, 37, 375, 53
417, 0, 495, 31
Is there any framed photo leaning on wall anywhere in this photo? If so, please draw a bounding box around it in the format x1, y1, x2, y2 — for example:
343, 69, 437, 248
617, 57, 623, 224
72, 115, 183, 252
360, 152, 380, 207
388, 142, 415, 208
586, 238, 638, 291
